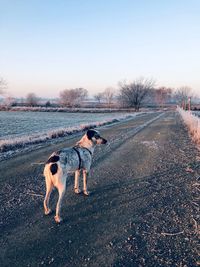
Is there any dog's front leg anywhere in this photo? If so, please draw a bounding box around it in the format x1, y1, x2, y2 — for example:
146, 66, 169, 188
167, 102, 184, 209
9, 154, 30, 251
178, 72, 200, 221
74, 170, 81, 194
83, 169, 90, 196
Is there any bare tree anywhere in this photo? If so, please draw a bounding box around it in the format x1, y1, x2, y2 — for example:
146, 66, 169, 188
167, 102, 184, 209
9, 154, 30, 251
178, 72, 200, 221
94, 92, 104, 104
103, 87, 115, 107
118, 78, 155, 111
154, 87, 172, 107
3, 96, 15, 107
174, 86, 192, 109
60, 88, 88, 107
26, 93, 39, 106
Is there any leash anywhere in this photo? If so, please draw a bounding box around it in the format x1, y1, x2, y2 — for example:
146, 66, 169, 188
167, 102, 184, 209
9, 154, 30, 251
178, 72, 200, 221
31, 162, 45, 166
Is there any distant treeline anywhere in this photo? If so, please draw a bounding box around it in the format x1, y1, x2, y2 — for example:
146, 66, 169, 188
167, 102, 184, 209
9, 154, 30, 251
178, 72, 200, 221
1, 77, 199, 111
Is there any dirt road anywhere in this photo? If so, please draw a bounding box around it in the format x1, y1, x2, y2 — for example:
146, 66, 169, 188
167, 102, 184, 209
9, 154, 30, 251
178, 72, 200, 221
0, 112, 199, 267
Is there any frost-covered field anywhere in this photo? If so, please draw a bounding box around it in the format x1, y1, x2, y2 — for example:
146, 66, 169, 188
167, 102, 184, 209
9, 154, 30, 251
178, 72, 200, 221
177, 107, 200, 147
0, 111, 139, 155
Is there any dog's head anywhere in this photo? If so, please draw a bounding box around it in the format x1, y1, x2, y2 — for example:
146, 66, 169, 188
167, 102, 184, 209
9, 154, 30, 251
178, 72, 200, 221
86, 129, 107, 145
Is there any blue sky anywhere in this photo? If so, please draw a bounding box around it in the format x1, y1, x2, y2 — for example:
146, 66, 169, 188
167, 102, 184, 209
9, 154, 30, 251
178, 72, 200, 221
0, 0, 200, 97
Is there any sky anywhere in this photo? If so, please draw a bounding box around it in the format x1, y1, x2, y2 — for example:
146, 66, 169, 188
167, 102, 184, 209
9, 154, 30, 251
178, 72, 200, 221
0, 0, 200, 98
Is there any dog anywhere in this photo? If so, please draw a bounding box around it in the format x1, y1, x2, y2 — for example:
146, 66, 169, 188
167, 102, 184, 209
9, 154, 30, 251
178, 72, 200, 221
43, 129, 107, 223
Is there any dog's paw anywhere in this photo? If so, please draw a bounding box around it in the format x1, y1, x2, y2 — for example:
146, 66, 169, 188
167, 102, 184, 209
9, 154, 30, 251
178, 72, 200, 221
44, 208, 52, 215
54, 215, 63, 223
83, 190, 90, 196
74, 188, 81, 194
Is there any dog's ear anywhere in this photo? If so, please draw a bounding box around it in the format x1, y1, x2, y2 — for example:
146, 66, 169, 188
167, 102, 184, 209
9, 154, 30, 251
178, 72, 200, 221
86, 129, 95, 140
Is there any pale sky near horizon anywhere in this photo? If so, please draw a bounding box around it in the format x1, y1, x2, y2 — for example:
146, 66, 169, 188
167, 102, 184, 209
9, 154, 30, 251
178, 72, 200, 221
1, 0, 200, 98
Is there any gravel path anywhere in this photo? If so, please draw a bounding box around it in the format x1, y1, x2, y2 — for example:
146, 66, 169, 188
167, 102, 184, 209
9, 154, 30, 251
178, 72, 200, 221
0, 111, 199, 267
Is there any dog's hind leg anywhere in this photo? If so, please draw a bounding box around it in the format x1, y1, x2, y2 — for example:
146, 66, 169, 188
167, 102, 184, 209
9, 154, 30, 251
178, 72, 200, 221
74, 170, 81, 194
54, 179, 66, 223
44, 169, 53, 215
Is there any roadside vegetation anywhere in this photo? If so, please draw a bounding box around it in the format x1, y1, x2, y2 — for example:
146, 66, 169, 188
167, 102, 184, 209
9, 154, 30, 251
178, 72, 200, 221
177, 107, 200, 147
